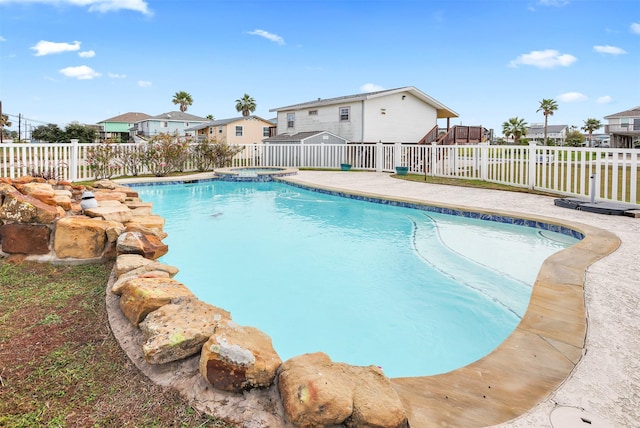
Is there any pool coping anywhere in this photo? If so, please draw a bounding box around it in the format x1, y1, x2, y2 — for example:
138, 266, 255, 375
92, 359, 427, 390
276, 175, 621, 428
115, 172, 622, 427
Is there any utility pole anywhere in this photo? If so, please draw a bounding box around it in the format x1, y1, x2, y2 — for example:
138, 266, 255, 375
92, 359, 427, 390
18, 113, 22, 142
0, 100, 3, 144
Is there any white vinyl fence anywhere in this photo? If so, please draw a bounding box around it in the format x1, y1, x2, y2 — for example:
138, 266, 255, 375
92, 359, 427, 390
1, 140, 638, 205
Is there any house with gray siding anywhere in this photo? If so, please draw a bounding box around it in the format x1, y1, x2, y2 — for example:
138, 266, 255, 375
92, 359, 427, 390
604, 106, 640, 148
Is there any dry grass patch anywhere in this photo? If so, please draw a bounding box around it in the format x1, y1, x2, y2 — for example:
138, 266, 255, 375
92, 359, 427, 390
0, 260, 235, 428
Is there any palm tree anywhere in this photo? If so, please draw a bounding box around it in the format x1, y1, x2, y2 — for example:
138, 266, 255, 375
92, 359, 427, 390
582, 118, 602, 147
536, 98, 558, 145
502, 117, 528, 144
172, 91, 193, 112
235, 94, 256, 117
0, 113, 12, 144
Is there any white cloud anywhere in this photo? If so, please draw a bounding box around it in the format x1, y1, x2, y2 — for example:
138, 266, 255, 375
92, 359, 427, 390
138, 80, 152, 87
537, 0, 569, 6
108, 72, 126, 78
593, 45, 626, 55
509, 49, 578, 68
631, 22, 640, 34
557, 92, 587, 102
360, 83, 384, 92
78, 50, 95, 58
31, 40, 80, 56
247, 29, 285, 45
59, 65, 101, 80
597, 96, 613, 104
0, 36, 6, 42
0, 0, 150, 15
509, 49, 577, 68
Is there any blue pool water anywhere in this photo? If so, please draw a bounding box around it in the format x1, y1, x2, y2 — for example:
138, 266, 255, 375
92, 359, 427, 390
136, 180, 579, 378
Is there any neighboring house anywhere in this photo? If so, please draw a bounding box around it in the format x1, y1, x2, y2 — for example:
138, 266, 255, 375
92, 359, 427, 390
525, 124, 569, 145
132, 111, 208, 138
97, 112, 151, 142
185, 116, 275, 144
268, 86, 459, 144
604, 106, 640, 148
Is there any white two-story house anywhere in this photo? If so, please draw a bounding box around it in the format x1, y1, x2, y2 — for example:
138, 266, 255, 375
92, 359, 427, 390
132, 111, 208, 139
525, 124, 569, 145
267, 86, 458, 144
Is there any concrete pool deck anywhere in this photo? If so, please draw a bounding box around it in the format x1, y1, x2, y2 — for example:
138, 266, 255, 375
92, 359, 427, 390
116, 170, 640, 427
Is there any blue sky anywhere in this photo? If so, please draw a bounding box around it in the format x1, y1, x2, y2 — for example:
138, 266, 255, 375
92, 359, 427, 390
0, 0, 638, 138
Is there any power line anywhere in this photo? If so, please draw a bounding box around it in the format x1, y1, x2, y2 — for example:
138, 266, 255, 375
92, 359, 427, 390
4, 113, 56, 126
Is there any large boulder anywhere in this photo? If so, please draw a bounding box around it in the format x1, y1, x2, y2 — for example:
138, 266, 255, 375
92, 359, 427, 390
0, 223, 51, 254
92, 189, 127, 203
118, 277, 194, 326
21, 182, 56, 206
83, 205, 133, 223
124, 223, 168, 240
115, 253, 154, 276
0, 190, 59, 224
53, 217, 110, 259
126, 215, 165, 231
139, 298, 231, 364
278, 352, 408, 428
111, 260, 179, 295
93, 180, 139, 198
53, 189, 73, 211
199, 320, 282, 393
116, 231, 168, 259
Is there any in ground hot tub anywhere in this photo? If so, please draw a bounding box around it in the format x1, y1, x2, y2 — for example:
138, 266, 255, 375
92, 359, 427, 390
214, 167, 298, 182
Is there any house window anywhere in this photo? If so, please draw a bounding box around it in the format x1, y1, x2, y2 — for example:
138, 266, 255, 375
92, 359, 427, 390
621, 118, 629, 128
219, 126, 223, 133
309, 110, 318, 116
185, 122, 190, 127
235, 126, 243, 137
263, 127, 270, 137
162, 121, 168, 128
339, 107, 350, 121
209, 128, 214, 134
634, 119, 640, 131
287, 113, 295, 128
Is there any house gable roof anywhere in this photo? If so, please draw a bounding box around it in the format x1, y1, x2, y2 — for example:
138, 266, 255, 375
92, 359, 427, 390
263, 131, 348, 143
147, 111, 208, 121
604, 106, 640, 119
269, 86, 458, 118
527, 124, 568, 133
98, 112, 151, 124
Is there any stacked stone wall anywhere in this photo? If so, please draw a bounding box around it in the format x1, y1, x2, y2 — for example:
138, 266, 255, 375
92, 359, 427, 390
1, 176, 408, 428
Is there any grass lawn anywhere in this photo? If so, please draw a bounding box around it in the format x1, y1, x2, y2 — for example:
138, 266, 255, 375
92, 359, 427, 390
0, 260, 235, 428
392, 172, 563, 197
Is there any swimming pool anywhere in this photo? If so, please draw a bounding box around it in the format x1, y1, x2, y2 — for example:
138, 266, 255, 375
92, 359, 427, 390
136, 180, 579, 378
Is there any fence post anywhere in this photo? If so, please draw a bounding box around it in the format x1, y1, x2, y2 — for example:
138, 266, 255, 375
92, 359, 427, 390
376, 141, 383, 172
527, 141, 536, 190
394, 142, 402, 169
430, 142, 438, 176
480, 142, 489, 181
69, 139, 79, 182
